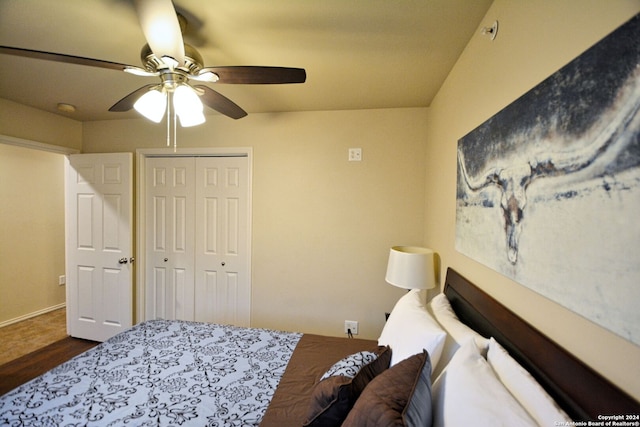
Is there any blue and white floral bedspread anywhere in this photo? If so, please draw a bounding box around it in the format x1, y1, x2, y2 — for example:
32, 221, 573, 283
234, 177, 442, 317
0, 320, 302, 426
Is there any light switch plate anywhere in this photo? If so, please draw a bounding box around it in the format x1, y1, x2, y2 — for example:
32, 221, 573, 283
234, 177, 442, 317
348, 148, 362, 161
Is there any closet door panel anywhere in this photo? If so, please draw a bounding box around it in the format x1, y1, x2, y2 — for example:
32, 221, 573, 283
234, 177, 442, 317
145, 157, 195, 321
195, 157, 250, 326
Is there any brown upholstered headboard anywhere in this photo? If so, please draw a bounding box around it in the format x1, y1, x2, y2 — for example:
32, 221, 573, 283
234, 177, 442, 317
443, 267, 640, 421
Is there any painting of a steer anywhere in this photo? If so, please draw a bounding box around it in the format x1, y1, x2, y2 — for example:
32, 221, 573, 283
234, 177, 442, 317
456, 13, 640, 345
458, 71, 640, 264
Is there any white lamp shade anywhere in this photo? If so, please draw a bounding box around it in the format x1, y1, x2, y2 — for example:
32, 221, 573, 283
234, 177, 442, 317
174, 85, 205, 127
385, 246, 436, 290
177, 110, 205, 127
134, 88, 166, 123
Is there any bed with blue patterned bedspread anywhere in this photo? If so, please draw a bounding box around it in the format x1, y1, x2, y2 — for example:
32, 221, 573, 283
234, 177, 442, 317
0, 320, 303, 426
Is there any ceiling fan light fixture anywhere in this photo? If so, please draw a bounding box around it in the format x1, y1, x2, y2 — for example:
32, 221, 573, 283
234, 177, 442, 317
1, 0, 305, 131
178, 110, 206, 127
134, 88, 166, 122
174, 84, 205, 127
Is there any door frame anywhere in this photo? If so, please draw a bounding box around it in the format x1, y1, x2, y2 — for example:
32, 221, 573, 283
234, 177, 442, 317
135, 147, 253, 323
0, 134, 79, 155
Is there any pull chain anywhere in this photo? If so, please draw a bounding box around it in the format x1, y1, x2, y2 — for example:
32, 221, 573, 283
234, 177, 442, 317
173, 101, 177, 153
164, 91, 179, 152
166, 91, 171, 148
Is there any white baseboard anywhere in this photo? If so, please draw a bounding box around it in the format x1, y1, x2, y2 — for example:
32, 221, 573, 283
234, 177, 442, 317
0, 303, 66, 329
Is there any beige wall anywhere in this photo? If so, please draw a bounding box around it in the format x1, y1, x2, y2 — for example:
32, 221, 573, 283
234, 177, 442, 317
83, 108, 428, 339
0, 98, 82, 151
0, 100, 81, 324
424, 0, 640, 400
0, 144, 66, 322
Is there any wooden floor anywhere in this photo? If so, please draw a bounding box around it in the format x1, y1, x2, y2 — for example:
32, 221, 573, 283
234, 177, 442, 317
0, 336, 98, 396
0, 308, 99, 396
0, 308, 68, 365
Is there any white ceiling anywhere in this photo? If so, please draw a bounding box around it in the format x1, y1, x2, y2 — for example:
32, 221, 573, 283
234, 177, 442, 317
0, 0, 493, 122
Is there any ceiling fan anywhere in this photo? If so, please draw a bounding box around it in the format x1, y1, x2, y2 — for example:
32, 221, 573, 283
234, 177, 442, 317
0, 0, 306, 127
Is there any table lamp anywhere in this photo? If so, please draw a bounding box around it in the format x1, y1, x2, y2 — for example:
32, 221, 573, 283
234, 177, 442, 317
385, 246, 436, 290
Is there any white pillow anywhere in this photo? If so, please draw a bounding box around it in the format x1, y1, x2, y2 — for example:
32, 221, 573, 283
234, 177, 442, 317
428, 293, 489, 378
487, 337, 572, 425
378, 289, 446, 369
432, 340, 537, 427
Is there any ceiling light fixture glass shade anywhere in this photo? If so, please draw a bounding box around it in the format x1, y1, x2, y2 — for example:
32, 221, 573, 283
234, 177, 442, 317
134, 88, 166, 123
174, 85, 205, 127
134, 84, 206, 127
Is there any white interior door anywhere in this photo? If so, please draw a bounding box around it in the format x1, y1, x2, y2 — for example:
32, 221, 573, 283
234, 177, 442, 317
145, 157, 196, 320
65, 153, 133, 342
194, 156, 250, 325
144, 155, 250, 326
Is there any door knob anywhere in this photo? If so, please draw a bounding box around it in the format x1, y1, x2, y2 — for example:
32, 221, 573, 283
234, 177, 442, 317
118, 257, 129, 264
221, 262, 226, 266
164, 258, 168, 262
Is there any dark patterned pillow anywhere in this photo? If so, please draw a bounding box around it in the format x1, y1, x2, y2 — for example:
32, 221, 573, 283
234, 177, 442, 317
320, 350, 378, 380
341, 350, 432, 427
302, 346, 391, 427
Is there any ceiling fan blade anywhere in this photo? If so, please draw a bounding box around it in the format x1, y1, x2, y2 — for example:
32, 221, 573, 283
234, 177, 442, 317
0, 45, 130, 71
200, 66, 306, 84
195, 85, 247, 120
109, 84, 158, 112
134, 0, 185, 66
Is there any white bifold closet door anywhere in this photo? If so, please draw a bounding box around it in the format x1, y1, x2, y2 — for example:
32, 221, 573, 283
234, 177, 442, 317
145, 156, 250, 326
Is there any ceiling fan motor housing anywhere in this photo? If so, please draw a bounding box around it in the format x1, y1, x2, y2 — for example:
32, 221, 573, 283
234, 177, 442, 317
140, 43, 204, 76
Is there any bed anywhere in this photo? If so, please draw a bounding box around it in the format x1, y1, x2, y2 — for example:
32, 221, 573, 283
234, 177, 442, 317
1, 268, 638, 426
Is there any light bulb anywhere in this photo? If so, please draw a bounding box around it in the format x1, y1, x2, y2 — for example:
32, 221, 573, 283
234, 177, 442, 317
134, 89, 166, 123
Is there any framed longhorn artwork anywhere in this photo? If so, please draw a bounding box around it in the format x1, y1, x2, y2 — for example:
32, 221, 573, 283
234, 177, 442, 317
455, 13, 640, 346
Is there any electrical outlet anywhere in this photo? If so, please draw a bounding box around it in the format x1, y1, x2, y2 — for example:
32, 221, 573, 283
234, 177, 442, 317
58, 275, 66, 286
344, 320, 359, 335
348, 148, 362, 162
